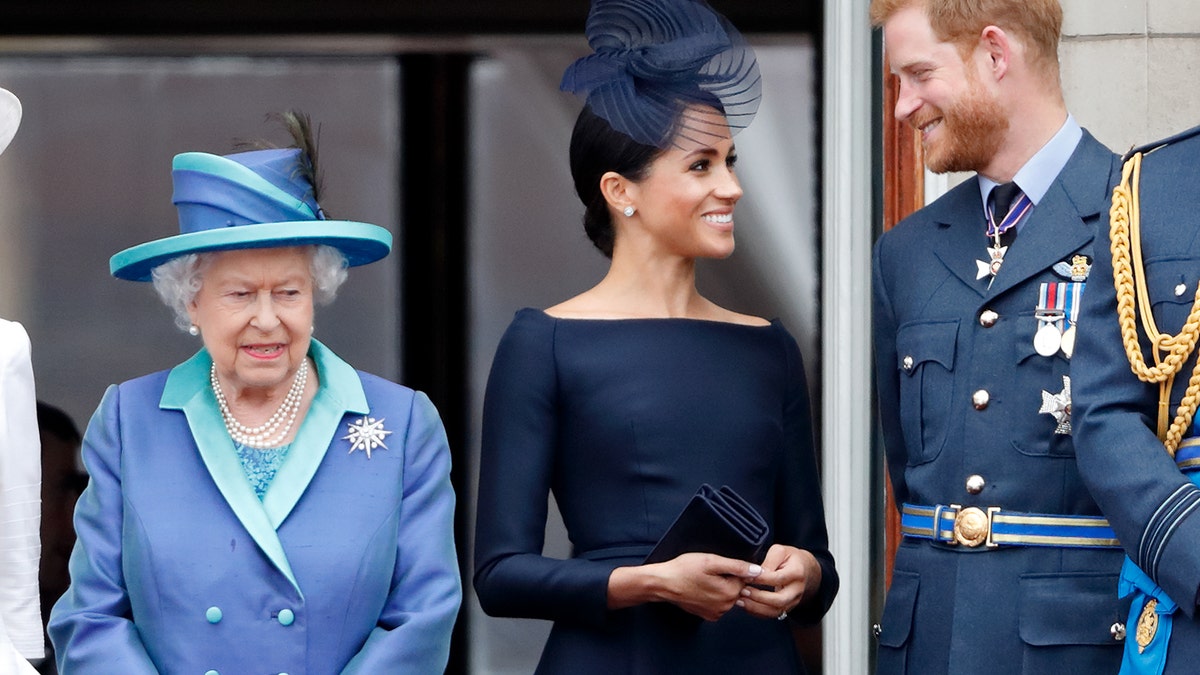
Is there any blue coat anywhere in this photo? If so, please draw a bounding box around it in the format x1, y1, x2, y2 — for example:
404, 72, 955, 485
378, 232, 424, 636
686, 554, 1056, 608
48, 340, 461, 674
1073, 125, 1200, 674
872, 131, 1128, 675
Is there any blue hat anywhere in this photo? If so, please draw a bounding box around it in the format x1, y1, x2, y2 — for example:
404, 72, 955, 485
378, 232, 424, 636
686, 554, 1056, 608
560, 0, 761, 148
110, 148, 392, 281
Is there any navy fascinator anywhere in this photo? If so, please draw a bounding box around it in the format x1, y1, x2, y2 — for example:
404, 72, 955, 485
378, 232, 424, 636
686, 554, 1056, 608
560, 0, 761, 148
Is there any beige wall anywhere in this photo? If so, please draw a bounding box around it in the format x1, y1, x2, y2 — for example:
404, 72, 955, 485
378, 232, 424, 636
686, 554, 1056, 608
1061, 0, 1200, 153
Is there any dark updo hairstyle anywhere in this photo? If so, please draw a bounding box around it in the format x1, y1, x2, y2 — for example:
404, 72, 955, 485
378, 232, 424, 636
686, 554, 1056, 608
568, 104, 664, 258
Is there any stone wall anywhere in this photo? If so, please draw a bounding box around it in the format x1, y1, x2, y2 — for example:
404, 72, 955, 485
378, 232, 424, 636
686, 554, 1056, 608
1061, 0, 1200, 153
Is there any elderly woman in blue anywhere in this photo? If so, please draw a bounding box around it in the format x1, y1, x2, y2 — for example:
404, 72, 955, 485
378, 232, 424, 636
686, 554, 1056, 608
48, 115, 461, 674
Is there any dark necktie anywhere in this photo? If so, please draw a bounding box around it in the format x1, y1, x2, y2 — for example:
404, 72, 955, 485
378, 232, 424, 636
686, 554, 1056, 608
987, 182, 1025, 248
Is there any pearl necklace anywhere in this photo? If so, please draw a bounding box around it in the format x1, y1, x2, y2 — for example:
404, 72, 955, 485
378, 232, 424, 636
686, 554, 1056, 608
211, 359, 308, 448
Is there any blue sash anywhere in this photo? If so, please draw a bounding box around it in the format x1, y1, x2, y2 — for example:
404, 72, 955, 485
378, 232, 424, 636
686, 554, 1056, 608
1118, 441, 1200, 674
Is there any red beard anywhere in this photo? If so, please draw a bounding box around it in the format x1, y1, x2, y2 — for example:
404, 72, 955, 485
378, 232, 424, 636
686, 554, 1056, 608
915, 79, 1008, 175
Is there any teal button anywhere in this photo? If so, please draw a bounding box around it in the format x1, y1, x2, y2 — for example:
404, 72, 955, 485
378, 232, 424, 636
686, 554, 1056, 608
205, 670, 219, 675
206, 606, 222, 624
277, 608, 295, 626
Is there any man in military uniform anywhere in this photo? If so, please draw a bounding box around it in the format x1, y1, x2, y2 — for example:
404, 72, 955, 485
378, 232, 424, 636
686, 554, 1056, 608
870, 1, 1128, 673
1073, 126, 1200, 675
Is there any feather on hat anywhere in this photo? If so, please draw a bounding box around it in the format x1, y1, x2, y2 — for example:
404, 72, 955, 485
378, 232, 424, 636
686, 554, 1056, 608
110, 112, 391, 282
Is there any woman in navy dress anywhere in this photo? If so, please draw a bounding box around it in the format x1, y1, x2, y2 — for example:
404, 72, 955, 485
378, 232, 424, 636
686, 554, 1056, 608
473, 1, 838, 672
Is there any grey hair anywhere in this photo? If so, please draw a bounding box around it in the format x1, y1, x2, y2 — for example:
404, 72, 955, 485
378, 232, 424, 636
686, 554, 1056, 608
151, 245, 349, 332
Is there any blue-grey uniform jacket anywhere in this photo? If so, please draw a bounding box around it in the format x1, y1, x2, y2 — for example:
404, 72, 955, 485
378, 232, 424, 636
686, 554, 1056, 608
1074, 123, 1200, 675
872, 130, 1128, 675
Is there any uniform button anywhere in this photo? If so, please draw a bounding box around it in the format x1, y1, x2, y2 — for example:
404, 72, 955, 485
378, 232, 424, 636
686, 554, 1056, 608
979, 309, 999, 327
902, 355, 914, 372
872, 623, 882, 639
277, 608, 295, 626
206, 606, 223, 624
205, 670, 219, 675
1176, 283, 1188, 297
965, 474, 986, 494
1111, 622, 1126, 641
972, 390, 990, 410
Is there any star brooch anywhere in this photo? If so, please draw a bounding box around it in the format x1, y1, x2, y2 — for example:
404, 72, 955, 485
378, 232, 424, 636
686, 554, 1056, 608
1039, 376, 1072, 435
344, 416, 392, 459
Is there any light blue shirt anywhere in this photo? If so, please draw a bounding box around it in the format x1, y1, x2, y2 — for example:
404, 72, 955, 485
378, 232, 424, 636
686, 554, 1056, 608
978, 114, 1083, 232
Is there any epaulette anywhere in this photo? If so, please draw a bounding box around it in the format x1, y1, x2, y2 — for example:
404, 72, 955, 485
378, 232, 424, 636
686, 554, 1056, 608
1123, 123, 1200, 162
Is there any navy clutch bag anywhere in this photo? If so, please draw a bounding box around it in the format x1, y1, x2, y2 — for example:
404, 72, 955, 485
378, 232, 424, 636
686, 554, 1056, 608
644, 484, 770, 565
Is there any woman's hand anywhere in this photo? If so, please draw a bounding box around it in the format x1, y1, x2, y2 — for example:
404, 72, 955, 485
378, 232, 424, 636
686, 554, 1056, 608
608, 553, 763, 621
736, 544, 821, 621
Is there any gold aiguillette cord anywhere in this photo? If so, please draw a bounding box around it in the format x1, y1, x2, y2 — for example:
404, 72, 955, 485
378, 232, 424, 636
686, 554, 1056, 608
1111, 152, 1200, 456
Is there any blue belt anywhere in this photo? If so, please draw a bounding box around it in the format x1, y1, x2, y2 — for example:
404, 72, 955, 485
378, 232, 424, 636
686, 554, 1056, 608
1176, 437, 1200, 473
901, 503, 1120, 549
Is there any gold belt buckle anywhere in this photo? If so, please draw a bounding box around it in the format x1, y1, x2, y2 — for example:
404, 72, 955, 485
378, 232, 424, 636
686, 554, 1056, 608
950, 505, 1000, 547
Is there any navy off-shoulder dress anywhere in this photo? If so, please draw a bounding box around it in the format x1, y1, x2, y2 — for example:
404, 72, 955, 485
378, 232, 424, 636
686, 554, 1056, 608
474, 308, 838, 674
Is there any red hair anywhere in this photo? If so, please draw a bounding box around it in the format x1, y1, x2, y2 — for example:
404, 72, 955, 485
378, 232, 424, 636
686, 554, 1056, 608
870, 0, 1063, 79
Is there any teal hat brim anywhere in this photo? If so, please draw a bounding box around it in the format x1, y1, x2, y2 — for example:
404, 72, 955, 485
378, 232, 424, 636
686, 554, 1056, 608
110, 220, 392, 281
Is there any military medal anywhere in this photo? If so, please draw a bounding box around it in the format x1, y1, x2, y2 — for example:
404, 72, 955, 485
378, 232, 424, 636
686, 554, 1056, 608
978, 187, 1033, 285
1136, 598, 1159, 654
1060, 326, 1076, 358
1059, 282, 1085, 359
1039, 376, 1072, 434
976, 245, 1010, 281
1045, 257, 1090, 358
1034, 283, 1066, 356
1034, 320, 1062, 356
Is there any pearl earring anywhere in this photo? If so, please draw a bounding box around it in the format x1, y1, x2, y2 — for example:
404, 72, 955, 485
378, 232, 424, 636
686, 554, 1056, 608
188, 324, 200, 336
623, 205, 636, 217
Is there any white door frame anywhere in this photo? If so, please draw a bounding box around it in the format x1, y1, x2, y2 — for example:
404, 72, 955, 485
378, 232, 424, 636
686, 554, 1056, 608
821, 1, 874, 673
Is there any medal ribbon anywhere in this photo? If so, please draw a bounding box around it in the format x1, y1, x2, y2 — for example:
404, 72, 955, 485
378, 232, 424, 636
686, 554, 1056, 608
1064, 282, 1085, 327
1038, 282, 1067, 330
986, 191, 1033, 238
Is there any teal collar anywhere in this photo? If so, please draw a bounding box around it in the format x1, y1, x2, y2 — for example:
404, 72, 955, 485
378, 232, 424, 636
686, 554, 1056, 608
161, 339, 368, 595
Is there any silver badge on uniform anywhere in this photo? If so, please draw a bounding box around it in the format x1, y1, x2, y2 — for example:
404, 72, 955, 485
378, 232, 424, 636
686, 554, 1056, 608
1039, 376, 1072, 435
1034, 281, 1085, 359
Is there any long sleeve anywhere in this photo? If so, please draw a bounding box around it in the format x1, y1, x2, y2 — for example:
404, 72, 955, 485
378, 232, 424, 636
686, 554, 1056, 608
774, 328, 838, 623
871, 236, 909, 509
341, 391, 462, 674
0, 319, 43, 661
473, 313, 618, 627
0, 627, 38, 675
46, 385, 158, 673
1072, 212, 1200, 618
